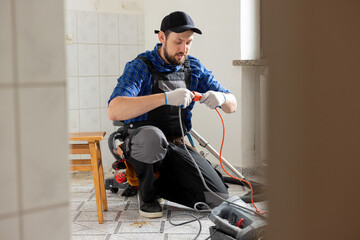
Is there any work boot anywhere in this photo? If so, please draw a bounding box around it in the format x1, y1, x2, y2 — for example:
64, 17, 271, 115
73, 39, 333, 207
137, 193, 163, 218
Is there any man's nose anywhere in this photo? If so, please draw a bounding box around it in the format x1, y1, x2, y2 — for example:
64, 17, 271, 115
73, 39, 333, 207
179, 43, 187, 53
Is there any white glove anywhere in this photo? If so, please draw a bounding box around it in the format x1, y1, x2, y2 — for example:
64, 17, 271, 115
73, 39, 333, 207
200, 91, 227, 109
165, 88, 195, 108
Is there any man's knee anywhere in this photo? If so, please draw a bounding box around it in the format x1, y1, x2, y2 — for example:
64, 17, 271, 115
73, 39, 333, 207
123, 126, 169, 164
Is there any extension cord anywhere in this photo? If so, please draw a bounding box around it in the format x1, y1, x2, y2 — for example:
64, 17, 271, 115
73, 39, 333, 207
177, 106, 265, 217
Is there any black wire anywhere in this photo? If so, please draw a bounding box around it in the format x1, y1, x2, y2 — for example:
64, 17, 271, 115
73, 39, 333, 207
178, 108, 266, 219
203, 227, 218, 240
174, 107, 267, 240
168, 213, 208, 240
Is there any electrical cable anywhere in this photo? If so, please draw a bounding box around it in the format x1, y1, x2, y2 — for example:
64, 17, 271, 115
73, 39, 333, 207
177, 108, 266, 219
203, 227, 218, 240
168, 213, 208, 240
169, 105, 267, 240
214, 108, 266, 214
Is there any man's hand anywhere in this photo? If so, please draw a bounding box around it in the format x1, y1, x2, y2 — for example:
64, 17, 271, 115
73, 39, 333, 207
200, 91, 227, 109
165, 88, 195, 108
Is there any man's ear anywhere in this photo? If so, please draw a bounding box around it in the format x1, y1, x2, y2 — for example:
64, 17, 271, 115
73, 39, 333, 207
158, 31, 166, 44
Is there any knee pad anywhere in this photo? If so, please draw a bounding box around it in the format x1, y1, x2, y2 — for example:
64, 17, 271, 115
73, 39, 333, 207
122, 126, 169, 164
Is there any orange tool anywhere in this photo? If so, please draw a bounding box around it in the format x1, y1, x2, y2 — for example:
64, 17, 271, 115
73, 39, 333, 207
192, 91, 202, 101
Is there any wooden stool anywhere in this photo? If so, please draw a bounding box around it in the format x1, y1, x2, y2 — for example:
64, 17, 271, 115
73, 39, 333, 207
69, 131, 108, 224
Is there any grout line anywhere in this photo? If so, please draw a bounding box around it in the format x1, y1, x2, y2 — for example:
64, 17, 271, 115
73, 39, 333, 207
118, 13, 122, 73
97, 12, 102, 133
137, 15, 139, 45
114, 221, 122, 234
164, 233, 169, 240
73, 211, 82, 222
114, 211, 122, 221
88, 192, 95, 201
0, 212, 18, 221
0, 83, 16, 88
75, 11, 80, 133
76, 201, 85, 211
160, 220, 165, 233
124, 201, 131, 210
166, 210, 172, 221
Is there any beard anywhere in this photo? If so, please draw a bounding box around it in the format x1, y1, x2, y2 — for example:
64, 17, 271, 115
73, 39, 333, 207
163, 42, 186, 65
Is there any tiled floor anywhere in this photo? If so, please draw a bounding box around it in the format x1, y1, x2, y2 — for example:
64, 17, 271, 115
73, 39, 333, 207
70, 170, 267, 240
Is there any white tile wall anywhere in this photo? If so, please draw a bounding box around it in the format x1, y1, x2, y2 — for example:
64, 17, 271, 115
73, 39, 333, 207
0, 217, 20, 240
119, 14, 138, 45
137, 15, 145, 45
64, 10, 78, 43
78, 44, 99, 76
65, 44, 78, 76
79, 108, 101, 132
99, 13, 118, 44
77, 11, 98, 44
19, 86, 69, 210
65, 10, 144, 169
1, 0, 70, 239
99, 44, 120, 76
66, 77, 79, 110
0, 89, 18, 215
79, 76, 100, 109
0, 0, 13, 84
120, 45, 139, 73
100, 107, 115, 137
68, 109, 80, 132
15, 0, 65, 84
100, 76, 117, 108
138, 44, 146, 54
23, 206, 70, 240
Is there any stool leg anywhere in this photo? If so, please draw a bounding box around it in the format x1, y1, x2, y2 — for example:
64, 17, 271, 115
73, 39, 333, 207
89, 141, 104, 224
96, 141, 108, 211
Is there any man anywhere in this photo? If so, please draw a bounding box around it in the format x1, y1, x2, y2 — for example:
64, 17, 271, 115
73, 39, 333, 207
108, 11, 237, 218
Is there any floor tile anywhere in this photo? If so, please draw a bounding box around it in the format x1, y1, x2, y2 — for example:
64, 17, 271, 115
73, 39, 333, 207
117, 220, 162, 233
71, 234, 107, 240
109, 233, 164, 240
70, 169, 268, 240
75, 211, 120, 222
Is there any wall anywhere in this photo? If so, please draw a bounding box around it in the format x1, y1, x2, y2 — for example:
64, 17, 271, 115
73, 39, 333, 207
64, 1, 145, 168
0, 0, 70, 240
65, 0, 264, 170
144, 0, 247, 168
265, 0, 360, 239
240, 64, 269, 172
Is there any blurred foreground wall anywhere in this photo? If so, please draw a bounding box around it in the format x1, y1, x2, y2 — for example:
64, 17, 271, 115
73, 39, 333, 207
264, 1, 360, 239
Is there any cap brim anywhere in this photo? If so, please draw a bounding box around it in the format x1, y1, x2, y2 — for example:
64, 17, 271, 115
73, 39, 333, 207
154, 26, 202, 35
172, 25, 202, 34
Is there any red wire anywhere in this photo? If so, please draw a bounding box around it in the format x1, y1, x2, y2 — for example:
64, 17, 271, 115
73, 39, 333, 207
215, 108, 264, 214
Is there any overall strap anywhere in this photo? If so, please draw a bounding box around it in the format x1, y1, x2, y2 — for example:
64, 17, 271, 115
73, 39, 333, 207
136, 56, 190, 72
135, 56, 155, 71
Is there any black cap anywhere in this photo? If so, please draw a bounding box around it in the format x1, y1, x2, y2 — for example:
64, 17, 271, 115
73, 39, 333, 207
154, 11, 202, 35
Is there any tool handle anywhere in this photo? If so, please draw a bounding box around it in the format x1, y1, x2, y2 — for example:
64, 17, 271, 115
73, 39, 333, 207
192, 91, 202, 101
